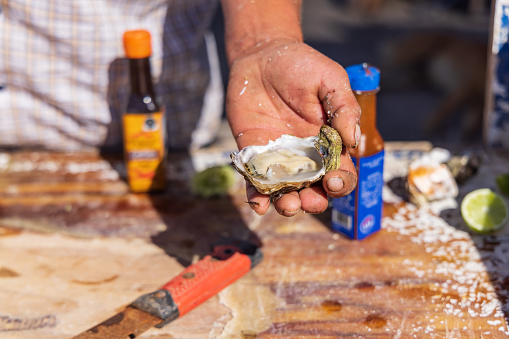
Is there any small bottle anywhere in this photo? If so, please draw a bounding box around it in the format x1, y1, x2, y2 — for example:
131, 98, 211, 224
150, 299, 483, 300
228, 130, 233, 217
332, 63, 384, 240
122, 30, 166, 193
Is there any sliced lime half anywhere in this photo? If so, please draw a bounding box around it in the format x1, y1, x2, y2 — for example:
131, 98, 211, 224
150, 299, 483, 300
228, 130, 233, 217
461, 188, 508, 233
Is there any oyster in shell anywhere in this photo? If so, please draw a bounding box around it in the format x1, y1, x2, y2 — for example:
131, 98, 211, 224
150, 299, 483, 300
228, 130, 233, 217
231, 125, 342, 197
407, 148, 458, 205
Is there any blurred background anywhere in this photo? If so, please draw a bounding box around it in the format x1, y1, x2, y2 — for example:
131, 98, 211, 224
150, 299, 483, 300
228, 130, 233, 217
212, 0, 492, 148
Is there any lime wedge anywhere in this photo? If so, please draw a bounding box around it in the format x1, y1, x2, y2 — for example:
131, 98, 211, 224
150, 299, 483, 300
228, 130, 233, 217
191, 165, 237, 198
496, 173, 509, 196
461, 188, 508, 233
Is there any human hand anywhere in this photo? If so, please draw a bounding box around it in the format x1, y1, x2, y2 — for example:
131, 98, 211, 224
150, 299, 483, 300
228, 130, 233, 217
226, 40, 361, 217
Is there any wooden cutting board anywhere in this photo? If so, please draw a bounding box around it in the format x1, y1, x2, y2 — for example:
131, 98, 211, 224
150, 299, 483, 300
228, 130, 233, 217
0, 147, 507, 338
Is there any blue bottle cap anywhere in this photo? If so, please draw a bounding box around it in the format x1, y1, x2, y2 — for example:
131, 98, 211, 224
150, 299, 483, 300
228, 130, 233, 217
345, 63, 380, 91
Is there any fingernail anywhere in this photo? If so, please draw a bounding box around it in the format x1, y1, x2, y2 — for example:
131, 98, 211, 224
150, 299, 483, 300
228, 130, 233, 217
247, 198, 268, 208
281, 208, 300, 217
246, 186, 269, 209
246, 201, 260, 207
354, 124, 361, 148
327, 177, 344, 193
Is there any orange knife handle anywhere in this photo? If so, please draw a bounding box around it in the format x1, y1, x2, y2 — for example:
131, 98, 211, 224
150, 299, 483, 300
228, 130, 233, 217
131, 244, 261, 328
162, 252, 251, 317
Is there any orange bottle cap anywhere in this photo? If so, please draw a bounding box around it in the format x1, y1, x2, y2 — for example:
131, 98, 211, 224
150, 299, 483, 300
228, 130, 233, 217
123, 30, 152, 59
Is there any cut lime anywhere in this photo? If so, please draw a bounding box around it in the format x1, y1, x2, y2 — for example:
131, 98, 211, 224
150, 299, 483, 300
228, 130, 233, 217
191, 165, 237, 198
496, 173, 509, 196
461, 188, 508, 233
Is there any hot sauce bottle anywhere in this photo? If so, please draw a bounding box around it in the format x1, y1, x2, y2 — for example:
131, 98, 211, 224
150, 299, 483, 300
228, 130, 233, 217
332, 64, 384, 240
122, 30, 166, 193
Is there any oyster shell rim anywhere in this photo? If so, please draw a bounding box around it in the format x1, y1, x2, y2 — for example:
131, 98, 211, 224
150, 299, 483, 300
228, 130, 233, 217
230, 134, 326, 196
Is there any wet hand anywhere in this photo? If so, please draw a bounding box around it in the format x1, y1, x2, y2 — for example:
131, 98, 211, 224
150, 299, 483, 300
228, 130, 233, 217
226, 40, 360, 217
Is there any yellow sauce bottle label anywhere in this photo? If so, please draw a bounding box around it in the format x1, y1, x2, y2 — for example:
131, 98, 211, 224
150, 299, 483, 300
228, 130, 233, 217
122, 111, 166, 192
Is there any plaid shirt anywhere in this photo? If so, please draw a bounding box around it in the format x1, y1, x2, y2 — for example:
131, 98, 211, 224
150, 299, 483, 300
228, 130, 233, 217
0, 0, 223, 151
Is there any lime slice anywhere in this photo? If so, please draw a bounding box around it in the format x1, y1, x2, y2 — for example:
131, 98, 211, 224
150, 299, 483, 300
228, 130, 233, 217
496, 173, 509, 196
191, 165, 237, 198
461, 188, 508, 233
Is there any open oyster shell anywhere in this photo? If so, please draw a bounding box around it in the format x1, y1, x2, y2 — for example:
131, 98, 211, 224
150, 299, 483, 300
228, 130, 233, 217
230, 125, 342, 197
407, 148, 458, 206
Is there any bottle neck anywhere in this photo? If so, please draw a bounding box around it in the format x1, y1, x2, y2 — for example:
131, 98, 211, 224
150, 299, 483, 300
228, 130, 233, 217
350, 89, 383, 157
354, 89, 378, 129
128, 57, 155, 96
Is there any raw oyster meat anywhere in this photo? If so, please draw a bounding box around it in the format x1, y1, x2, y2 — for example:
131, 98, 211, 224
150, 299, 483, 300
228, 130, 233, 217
231, 125, 342, 197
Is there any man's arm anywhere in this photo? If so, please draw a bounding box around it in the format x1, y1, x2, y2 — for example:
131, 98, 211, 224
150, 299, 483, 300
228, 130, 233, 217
220, 0, 360, 217
220, 0, 303, 65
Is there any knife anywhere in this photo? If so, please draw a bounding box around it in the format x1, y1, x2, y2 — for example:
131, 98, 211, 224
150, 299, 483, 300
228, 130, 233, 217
73, 240, 262, 339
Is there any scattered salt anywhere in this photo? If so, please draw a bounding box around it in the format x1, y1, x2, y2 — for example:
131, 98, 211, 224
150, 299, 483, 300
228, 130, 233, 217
382, 151, 509, 334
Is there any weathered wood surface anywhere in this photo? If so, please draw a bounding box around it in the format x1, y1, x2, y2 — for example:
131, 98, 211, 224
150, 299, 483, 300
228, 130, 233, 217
0, 144, 508, 339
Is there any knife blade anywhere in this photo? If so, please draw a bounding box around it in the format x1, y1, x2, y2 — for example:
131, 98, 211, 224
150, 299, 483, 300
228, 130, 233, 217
73, 240, 262, 339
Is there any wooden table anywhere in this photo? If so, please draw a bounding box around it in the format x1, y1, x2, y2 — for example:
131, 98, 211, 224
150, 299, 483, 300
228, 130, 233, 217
0, 138, 508, 338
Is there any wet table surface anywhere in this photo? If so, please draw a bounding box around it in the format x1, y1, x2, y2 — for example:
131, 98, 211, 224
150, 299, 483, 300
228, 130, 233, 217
0, 139, 508, 338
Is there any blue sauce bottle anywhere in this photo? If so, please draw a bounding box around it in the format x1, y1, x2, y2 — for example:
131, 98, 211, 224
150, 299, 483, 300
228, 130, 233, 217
332, 64, 384, 240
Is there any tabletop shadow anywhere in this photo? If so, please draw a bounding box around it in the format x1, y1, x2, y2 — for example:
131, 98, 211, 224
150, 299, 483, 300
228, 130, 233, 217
147, 150, 261, 267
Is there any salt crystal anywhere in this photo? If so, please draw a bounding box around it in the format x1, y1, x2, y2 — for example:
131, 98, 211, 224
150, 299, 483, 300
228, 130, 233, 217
480, 299, 498, 317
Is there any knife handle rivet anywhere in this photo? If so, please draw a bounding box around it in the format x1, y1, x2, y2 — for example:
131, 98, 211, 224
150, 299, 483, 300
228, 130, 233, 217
182, 272, 195, 279
154, 291, 166, 298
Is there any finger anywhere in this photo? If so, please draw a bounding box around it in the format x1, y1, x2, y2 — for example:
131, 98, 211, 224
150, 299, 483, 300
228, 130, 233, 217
273, 191, 301, 217
319, 64, 361, 148
323, 170, 357, 198
323, 150, 357, 197
299, 186, 329, 214
246, 183, 270, 215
